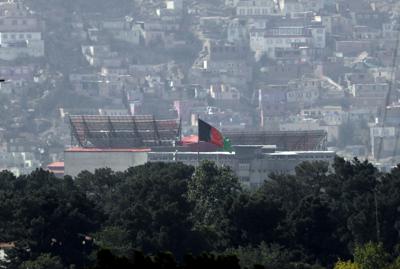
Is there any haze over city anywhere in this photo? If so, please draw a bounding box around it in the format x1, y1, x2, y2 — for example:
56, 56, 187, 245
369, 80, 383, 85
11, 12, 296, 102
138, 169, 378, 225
1, 0, 400, 268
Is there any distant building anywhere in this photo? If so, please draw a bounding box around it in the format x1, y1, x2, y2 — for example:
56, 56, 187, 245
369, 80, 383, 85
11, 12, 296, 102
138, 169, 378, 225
349, 83, 389, 109
149, 145, 335, 188
209, 84, 240, 106
201, 40, 253, 87
142, 19, 166, 45
0, 151, 40, 176
64, 142, 335, 188
249, 15, 326, 59
81, 45, 123, 68
0, 242, 14, 265
370, 126, 397, 160
47, 161, 64, 178
0, 1, 44, 60
282, 0, 323, 15
0, 32, 44, 60
227, 18, 249, 46
101, 18, 144, 45
64, 148, 149, 177
236, 0, 281, 17
65, 115, 332, 188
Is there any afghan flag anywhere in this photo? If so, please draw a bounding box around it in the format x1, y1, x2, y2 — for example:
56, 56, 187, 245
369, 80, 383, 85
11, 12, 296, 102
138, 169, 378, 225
198, 119, 233, 152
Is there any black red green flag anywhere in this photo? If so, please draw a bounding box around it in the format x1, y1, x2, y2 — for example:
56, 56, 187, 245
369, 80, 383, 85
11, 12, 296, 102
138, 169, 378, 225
198, 118, 224, 147
198, 119, 233, 152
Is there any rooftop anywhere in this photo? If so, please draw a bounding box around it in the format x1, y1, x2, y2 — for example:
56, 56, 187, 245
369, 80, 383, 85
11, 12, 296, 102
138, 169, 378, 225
65, 147, 151, 153
68, 115, 181, 148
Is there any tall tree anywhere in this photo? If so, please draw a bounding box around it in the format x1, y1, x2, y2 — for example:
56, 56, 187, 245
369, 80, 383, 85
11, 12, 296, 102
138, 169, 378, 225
288, 195, 344, 266
0, 169, 102, 268
353, 242, 390, 269
75, 168, 122, 213
105, 162, 202, 257
188, 161, 242, 250
229, 193, 285, 246
19, 253, 64, 269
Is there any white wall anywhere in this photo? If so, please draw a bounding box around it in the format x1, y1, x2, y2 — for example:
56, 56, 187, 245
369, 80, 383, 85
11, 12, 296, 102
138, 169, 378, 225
0, 39, 44, 60
64, 151, 148, 177
0, 31, 41, 43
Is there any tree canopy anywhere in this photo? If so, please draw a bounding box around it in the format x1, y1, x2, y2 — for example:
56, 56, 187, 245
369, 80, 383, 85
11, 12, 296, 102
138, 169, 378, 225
3, 158, 400, 268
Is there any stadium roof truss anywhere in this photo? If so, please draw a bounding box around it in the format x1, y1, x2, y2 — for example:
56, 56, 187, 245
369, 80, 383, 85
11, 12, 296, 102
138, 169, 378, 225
69, 115, 181, 148
224, 130, 328, 151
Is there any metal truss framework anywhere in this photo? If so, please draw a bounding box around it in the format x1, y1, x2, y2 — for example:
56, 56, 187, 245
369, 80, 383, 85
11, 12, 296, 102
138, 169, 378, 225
69, 115, 181, 148
224, 130, 328, 151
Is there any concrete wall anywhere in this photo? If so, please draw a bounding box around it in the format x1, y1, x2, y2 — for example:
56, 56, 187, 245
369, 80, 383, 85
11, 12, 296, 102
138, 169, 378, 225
0, 40, 44, 60
64, 151, 148, 177
0, 31, 41, 43
64, 146, 335, 188
149, 147, 336, 188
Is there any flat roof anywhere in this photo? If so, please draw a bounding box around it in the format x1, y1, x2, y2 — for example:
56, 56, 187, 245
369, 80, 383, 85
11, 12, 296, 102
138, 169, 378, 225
233, 145, 277, 148
149, 151, 235, 155
47, 161, 64, 168
65, 147, 151, 153
68, 115, 180, 148
270, 151, 336, 155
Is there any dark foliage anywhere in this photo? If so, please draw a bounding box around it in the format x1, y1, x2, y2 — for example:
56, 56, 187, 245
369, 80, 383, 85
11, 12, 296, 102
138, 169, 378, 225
4, 158, 400, 268
0, 170, 102, 268
91, 249, 242, 269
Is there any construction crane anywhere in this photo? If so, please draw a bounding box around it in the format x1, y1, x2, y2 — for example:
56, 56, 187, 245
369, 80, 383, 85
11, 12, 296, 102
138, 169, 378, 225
376, 16, 400, 163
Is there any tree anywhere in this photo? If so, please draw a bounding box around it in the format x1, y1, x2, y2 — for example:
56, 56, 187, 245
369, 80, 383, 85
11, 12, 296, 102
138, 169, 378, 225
258, 173, 309, 214
0, 169, 102, 268
334, 242, 392, 269
224, 243, 295, 269
229, 193, 285, 246
75, 168, 122, 213
324, 158, 382, 251
340, 159, 381, 246
334, 260, 361, 269
91, 249, 242, 269
353, 242, 389, 269
183, 253, 241, 269
288, 195, 344, 266
294, 161, 329, 196
9, 157, 400, 268
19, 254, 64, 269
105, 162, 201, 257
92, 226, 133, 258
187, 161, 242, 250
377, 165, 400, 250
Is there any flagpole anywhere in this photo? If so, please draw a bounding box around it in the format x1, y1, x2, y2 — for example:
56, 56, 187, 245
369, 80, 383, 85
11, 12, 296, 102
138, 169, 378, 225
197, 114, 200, 167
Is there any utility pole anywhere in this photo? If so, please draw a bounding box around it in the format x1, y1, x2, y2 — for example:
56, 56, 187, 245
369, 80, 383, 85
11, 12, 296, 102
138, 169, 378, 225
374, 186, 381, 242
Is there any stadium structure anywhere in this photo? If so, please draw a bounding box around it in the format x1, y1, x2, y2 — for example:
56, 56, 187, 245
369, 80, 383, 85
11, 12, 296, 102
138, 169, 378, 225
65, 115, 332, 184
68, 115, 327, 151
223, 130, 328, 151
68, 115, 181, 148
